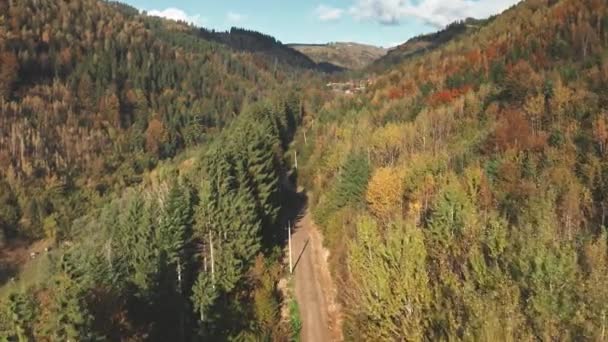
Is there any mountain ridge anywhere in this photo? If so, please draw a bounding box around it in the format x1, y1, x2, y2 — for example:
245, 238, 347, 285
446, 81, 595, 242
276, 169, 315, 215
289, 42, 387, 70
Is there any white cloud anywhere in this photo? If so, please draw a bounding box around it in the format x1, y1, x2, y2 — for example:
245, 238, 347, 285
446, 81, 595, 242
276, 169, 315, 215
316, 4, 344, 22
349, 0, 520, 28
227, 11, 246, 23
147, 7, 205, 26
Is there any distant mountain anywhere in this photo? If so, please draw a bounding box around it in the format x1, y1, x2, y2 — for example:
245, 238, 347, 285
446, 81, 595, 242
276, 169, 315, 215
198, 27, 315, 70
199, 27, 343, 73
369, 18, 490, 71
289, 42, 387, 70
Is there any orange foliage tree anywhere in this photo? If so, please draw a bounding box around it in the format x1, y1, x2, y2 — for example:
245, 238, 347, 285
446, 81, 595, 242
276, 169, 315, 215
145, 118, 167, 155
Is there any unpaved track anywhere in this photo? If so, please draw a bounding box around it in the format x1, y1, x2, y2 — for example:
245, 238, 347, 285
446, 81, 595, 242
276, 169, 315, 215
292, 210, 342, 342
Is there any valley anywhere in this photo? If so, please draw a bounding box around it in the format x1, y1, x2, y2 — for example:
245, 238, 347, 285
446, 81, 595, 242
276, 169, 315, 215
1, 0, 608, 340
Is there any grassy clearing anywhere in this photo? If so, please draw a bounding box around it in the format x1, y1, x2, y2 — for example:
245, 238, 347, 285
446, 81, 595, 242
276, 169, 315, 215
0, 253, 53, 298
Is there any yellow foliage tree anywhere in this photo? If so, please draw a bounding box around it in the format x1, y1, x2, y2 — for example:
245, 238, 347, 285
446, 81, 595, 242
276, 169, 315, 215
366, 167, 403, 221
550, 78, 572, 126
523, 93, 545, 132
592, 114, 608, 155
371, 123, 404, 165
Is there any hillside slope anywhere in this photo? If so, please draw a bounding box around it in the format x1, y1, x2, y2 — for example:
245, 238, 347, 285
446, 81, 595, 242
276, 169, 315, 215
297, 0, 608, 340
369, 18, 490, 71
0, 0, 312, 243
290, 42, 386, 70
199, 27, 333, 71
0, 0, 322, 339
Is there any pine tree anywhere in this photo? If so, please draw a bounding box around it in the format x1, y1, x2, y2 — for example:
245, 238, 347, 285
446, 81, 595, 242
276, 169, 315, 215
42, 273, 97, 341
6, 292, 36, 342
245, 126, 280, 239
335, 152, 371, 207
427, 176, 477, 249
0, 180, 20, 242
231, 158, 263, 263
192, 273, 218, 322
158, 182, 193, 276
116, 193, 160, 299
132, 196, 161, 299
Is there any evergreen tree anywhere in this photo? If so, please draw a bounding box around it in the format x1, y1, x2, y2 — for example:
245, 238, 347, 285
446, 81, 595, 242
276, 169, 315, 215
42, 273, 98, 341
158, 182, 194, 282
245, 125, 281, 241
0, 180, 21, 241
192, 273, 218, 322
5, 292, 36, 342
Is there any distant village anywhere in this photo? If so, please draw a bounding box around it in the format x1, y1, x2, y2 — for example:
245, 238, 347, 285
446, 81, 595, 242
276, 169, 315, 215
326, 79, 375, 95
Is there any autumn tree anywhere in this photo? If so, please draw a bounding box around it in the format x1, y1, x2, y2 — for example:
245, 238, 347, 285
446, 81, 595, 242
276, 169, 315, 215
146, 118, 168, 156
592, 114, 608, 155
0, 52, 18, 100
366, 167, 403, 221
346, 216, 430, 340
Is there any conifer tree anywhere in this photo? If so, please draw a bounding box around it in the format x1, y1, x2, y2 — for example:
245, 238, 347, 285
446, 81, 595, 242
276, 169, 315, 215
158, 182, 194, 282
6, 292, 36, 342
245, 125, 280, 238
42, 265, 98, 342
192, 273, 218, 322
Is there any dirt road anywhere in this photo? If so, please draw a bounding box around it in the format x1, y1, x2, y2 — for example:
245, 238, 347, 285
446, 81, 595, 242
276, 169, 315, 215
291, 210, 342, 342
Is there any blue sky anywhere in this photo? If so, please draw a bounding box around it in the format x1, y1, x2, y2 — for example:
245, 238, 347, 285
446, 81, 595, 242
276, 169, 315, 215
122, 0, 520, 47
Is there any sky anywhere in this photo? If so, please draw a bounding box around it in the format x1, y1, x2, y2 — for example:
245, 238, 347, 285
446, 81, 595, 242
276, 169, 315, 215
122, 0, 521, 48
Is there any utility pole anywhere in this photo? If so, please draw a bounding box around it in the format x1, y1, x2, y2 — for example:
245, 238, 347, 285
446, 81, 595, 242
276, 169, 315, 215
294, 151, 298, 169
209, 230, 215, 289
177, 259, 182, 291
288, 221, 293, 274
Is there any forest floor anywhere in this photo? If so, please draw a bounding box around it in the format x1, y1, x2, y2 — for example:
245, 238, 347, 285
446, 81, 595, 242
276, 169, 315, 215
292, 206, 343, 342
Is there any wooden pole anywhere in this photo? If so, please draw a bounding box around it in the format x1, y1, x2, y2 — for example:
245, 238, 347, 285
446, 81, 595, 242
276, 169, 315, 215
177, 259, 182, 291
288, 221, 293, 274
209, 231, 215, 289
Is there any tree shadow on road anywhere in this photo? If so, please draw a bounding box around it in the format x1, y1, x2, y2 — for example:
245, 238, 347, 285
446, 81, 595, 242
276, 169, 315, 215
278, 169, 309, 243
292, 238, 310, 272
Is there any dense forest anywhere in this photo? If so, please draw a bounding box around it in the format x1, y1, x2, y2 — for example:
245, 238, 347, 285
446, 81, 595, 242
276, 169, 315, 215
0, 0, 322, 243
296, 0, 608, 339
0, 0, 323, 339
2, 0, 608, 340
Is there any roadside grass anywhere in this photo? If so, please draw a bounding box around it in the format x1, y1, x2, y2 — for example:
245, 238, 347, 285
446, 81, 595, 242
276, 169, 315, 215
288, 279, 302, 342
289, 298, 302, 342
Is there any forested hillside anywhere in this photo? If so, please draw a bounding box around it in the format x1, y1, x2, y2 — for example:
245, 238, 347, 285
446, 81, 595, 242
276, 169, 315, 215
369, 18, 490, 72
0, 0, 325, 339
297, 0, 608, 339
0, 0, 309, 243
199, 27, 331, 71
3, 0, 608, 340
0, 91, 304, 340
